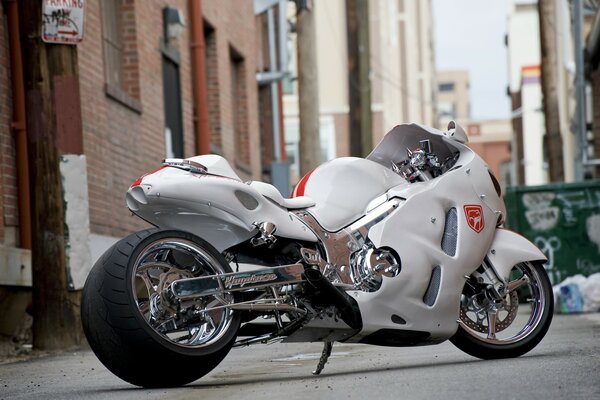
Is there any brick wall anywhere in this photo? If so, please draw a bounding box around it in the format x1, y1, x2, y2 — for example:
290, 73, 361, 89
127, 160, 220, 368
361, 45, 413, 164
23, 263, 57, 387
205, 24, 222, 151
0, 6, 17, 246
202, 0, 262, 181
79, 0, 195, 237
0, 0, 265, 241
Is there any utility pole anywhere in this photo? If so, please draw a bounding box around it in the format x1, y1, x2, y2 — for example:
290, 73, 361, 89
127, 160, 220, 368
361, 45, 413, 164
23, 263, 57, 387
346, 0, 371, 157
20, 2, 84, 349
538, 0, 564, 182
296, 1, 321, 175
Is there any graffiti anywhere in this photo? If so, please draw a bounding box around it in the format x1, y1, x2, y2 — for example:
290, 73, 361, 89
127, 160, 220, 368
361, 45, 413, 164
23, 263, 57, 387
586, 214, 600, 253
576, 258, 600, 276
554, 190, 600, 226
525, 208, 560, 231
534, 236, 562, 285
43, 10, 79, 35
522, 192, 559, 231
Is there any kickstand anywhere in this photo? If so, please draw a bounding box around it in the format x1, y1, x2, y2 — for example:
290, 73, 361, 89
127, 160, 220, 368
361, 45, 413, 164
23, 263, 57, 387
312, 342, 333, 375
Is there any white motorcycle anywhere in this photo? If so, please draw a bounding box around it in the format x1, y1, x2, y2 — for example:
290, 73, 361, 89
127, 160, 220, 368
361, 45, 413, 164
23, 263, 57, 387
81, 121, 553, 388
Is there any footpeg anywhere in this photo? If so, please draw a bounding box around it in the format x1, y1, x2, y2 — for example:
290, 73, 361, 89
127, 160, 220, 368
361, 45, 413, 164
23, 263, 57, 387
251, 222, 277, 247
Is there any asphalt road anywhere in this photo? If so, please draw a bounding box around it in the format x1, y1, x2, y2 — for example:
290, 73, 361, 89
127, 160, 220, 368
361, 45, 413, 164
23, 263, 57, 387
1, 313, 599, 400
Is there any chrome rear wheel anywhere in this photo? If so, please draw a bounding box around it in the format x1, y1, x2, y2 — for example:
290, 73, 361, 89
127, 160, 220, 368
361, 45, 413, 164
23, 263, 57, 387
82, 229, 239, 387
132, 237, 237, 350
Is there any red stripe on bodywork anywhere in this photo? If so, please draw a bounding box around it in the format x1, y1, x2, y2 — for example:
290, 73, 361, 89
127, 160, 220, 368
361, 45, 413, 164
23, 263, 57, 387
293, 168, 316, 197
130, 166, 167, 188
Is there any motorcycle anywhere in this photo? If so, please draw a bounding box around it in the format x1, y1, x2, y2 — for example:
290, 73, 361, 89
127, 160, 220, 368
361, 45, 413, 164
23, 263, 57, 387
81, 121, 553, 388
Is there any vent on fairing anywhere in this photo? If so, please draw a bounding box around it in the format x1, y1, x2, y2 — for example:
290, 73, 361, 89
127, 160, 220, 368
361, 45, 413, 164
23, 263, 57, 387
441, 207, 457, 256
423, 265, 442, 306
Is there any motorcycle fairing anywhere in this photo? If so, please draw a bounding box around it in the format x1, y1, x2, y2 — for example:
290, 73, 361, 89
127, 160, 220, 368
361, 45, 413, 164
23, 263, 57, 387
485, 228, 547, 282
347, 142, 499, 342
292, 157, 406, 232
126, 161, 318, 251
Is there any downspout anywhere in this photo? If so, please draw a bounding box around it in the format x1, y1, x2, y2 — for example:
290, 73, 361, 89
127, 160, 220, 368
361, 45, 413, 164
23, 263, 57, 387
189, 0, 210, 155
4, 0, 31, 249
278, 80, 286, 161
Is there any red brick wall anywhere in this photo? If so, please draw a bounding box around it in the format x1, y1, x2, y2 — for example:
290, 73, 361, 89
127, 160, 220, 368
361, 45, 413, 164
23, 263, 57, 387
79, 0, 195, 237
0, 0, 265, 240
468, 141, 511, 184
202, 0, 261, 181
0, 7, 17, 246
205, 25, 222, 151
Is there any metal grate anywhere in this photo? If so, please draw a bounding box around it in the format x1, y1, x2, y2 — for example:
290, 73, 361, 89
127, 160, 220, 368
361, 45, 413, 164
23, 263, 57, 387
441, 207, 458, 256
423, 266, 442, 306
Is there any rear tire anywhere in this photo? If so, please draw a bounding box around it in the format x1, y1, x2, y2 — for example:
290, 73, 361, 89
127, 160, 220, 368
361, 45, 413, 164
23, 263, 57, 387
81, 229, 240, 387
450, 261, 553, 359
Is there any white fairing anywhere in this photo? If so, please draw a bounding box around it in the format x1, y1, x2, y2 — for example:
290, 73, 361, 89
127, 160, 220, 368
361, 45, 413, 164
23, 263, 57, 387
300, 158, 405, 231
126, 155, 317, 251
347, 146, 501, 340
125, 123, 545, 345
486, 228, 547, 281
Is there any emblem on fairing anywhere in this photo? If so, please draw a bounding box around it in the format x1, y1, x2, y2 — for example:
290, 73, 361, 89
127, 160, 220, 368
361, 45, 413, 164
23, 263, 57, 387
464, 204, 484, 233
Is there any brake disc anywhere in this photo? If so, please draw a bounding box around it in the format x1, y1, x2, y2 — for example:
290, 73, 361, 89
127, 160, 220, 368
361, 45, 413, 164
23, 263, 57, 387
459, 290, 519, 333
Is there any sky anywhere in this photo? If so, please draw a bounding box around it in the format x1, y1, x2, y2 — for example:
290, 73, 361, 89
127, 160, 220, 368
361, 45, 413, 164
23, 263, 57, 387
432, 0, 511, 120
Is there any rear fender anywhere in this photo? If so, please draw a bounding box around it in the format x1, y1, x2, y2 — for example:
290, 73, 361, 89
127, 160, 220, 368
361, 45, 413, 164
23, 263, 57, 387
485, 228, 547, 282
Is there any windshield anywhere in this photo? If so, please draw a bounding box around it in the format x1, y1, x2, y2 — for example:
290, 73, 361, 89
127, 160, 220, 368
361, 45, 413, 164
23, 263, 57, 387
367, 123, 461, 171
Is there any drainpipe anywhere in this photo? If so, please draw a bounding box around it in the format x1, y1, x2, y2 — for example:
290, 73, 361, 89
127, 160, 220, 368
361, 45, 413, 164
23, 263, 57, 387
4, 0, 31, 249
278, 80, 286, 161
189, 0, 210, 155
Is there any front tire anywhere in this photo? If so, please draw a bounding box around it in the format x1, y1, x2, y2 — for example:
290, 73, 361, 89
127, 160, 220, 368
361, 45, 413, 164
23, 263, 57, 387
450, 261, 553, 359
81, 229, 240, 387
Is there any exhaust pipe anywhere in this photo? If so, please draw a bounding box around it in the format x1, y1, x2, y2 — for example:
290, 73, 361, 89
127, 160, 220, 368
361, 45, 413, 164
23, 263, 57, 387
303, 268, 362, 330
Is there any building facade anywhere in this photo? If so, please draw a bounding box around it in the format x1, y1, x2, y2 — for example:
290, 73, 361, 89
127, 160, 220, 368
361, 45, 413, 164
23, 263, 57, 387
0, 0, 275, 335
436, 70, 470, 130
506, 0, 547, 186
283, 0, 437, 181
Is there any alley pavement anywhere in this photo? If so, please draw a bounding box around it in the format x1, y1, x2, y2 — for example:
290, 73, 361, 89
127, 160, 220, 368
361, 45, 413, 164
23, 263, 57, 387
0, 313, 599, 400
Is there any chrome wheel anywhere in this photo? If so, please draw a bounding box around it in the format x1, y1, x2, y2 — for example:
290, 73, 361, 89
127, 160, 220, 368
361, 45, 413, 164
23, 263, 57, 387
132, 237, 236, 349
458, 261, 548, 345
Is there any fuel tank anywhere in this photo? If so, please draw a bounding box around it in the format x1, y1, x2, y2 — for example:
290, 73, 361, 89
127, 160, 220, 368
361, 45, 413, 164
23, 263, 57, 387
296, 157, 406, 232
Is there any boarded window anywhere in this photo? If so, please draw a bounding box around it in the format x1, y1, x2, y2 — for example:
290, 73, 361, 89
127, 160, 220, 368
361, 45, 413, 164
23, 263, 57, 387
205, 24, 221, 151
101, 0, 141, 109
230, 46, 250, 170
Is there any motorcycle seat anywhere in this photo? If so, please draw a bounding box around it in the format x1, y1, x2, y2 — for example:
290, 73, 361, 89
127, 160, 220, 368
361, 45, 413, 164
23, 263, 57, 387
250, 181, 315, 209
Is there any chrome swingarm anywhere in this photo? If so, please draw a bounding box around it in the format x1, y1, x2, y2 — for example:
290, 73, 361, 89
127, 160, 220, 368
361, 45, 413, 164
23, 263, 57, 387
169, 263, 306, 300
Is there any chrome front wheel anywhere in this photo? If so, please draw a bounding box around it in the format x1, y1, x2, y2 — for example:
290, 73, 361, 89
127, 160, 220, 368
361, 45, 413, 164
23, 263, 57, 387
450, 261, 553, 359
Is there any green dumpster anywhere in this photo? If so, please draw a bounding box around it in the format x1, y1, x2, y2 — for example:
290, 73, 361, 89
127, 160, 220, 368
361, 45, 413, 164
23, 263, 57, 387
505, 181, 600, 286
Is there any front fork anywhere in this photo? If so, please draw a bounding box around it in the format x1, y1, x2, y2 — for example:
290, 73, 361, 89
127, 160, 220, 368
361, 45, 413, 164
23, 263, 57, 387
470, 256, 508, 302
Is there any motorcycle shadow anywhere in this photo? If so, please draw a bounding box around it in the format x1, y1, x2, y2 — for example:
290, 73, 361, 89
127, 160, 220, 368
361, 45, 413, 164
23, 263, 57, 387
91, 351, 558, 393
188, 351, 555, 389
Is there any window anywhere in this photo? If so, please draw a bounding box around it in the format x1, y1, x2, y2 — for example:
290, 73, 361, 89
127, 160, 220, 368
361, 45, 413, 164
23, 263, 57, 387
230, 46, 250, 170
438, 82, 455, 92
101, 0, 141, 111
204, 24, 221, 152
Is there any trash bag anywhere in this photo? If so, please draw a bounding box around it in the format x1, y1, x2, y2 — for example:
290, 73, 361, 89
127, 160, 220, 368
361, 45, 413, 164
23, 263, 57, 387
557, 284, 584, 314
580, 273, 600, 313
